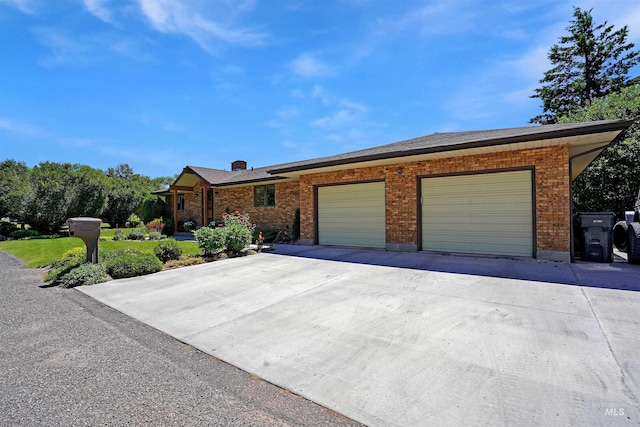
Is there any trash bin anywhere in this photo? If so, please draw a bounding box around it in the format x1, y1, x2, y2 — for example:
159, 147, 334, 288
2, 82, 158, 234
67, 217, 101, 263
578, 212, 615, 263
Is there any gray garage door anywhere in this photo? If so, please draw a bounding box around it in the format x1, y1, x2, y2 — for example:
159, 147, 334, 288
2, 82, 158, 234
421, 170, 533, 257
318, 182, 385, 248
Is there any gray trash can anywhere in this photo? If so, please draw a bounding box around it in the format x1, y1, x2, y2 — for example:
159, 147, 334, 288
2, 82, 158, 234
579, 212, 615, 263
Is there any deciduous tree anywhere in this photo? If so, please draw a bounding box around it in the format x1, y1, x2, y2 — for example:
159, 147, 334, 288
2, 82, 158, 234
560, 85, 640, 218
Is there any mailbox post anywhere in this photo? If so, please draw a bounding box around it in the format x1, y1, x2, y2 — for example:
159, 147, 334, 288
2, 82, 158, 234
67, 217, 101, 263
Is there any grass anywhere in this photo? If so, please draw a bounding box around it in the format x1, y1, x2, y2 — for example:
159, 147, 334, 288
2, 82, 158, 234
0, 233, 199, 268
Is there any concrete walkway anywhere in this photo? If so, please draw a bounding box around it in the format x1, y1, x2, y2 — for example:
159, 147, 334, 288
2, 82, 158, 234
79, 246, 640, 426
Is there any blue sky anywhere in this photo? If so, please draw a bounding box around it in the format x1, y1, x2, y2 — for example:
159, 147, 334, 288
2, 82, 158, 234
1, 0, 639, 179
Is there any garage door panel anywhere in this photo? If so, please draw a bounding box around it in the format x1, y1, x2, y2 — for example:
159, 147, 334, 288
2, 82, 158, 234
421, 171, 533, 257
318, 182, 385, 248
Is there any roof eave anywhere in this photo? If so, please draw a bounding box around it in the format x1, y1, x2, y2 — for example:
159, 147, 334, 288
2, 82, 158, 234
268, 120, 634, 174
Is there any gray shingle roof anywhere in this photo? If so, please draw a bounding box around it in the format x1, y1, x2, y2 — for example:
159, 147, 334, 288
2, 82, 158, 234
172, 119, 631, 188
267, 119, 632, 174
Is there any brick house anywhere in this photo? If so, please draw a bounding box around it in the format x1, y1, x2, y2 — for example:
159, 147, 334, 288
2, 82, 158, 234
155, 119, 631, 262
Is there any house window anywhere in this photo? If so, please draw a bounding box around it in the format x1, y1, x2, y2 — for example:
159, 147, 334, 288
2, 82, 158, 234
254, 184, 275, 207
177, 194, 185, 211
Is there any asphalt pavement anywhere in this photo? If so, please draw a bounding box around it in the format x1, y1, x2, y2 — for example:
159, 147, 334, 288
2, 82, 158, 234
0, 250, 361, 426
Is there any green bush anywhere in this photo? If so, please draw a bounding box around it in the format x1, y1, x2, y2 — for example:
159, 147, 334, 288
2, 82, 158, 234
45, 249, 85, 284
254, 227, 278, 243
153, 238, 182, 263
127, 213, 142, 228
113, 229, 125, 241
126, 229, 146, 240
164, 257, 204, 269
225, 223, 252, 254
162, 217, 174, 237
9, 229, 41, 239
141, 196, 166, 224
58, 263, 108, 288
194, 226, 227, 256
104, 252, 163, 279
0, 221, 18, 237
147, 230, 165, 241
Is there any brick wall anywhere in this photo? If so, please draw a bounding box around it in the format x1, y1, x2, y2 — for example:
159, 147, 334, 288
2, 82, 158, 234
214, 181, 300, 230
299, 145, 571, 256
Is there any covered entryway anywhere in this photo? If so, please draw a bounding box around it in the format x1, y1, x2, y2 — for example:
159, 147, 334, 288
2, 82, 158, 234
421, 170, 534, 257
317, 181, 385, 248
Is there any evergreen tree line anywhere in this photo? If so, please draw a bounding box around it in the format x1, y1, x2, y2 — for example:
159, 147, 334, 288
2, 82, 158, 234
531, 7, 640, 218
0, 161, 173, 234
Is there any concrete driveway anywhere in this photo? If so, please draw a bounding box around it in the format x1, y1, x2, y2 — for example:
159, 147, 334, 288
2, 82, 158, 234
79, 246, 640, 426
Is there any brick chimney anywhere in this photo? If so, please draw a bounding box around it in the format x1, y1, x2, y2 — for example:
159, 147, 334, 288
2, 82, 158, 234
231, 160, 247, 171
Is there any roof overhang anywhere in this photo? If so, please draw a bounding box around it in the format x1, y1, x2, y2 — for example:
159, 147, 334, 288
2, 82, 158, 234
172, 166, 209, 188
269, 121, 632, 181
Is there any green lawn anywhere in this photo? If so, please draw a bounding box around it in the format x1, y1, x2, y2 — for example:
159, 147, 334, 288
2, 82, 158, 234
0, 235, 199, 268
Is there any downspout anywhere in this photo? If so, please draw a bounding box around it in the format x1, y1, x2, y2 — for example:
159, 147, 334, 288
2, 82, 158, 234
568, 132, 628, 262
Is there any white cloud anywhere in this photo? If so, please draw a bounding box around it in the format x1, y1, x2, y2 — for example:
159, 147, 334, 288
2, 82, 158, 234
33, 27, 149, 66
289, 53, 334, 77
0, 0, 38, 14
276, 107, 299, 120
310, 110, 358, 129
0, 117, 44, 138
82, 0, 113, 23
137, 0, 267, 52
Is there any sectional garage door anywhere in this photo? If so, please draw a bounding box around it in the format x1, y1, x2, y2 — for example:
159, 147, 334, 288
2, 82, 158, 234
421, 170, 533, 257
318, 182, 385, 248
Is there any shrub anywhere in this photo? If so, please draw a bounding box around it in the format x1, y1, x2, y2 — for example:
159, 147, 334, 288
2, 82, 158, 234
147, 231, 165, 241
222, 211, 256, 233
104, 252, 163, 279
127, 213, 142, 228
0, 221, 18, 237
254, 227, 278, 243
9, 229, 41, 239
126, 229, 146, 240
183, 220, 195, 232
153, 239, 182, 263
101, 249, 142, 263
58, 263, 108, 288
146, 219, 164, 233
162, 217, 174, 237
45, 248, 85, 284
113, 229, 125, 241
141, 196, 165, 224
164, 257, 204, 269
225, 223, 252, 254
194, 226, 227, 256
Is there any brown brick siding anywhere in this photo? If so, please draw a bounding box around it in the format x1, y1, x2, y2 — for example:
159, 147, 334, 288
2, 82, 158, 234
214, 181, 300, 230
300, 145, 570, 254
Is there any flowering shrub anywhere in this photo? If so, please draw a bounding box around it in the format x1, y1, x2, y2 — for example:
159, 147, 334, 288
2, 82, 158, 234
225, 224, 252, 254
183, 220, 195, 232
146, 219, 164, 233
222, 211, 256, 234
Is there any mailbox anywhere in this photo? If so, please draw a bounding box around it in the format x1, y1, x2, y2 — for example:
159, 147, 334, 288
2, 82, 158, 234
67, 217, 101, 263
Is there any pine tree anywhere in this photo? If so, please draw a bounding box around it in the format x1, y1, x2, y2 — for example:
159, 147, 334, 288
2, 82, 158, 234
530, 7, 639, 124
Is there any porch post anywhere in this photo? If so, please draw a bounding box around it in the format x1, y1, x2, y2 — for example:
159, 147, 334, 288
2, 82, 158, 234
173, 189, 178, 232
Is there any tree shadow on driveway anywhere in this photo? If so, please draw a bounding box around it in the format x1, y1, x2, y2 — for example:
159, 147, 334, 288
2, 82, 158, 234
271, 244, 640, 292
